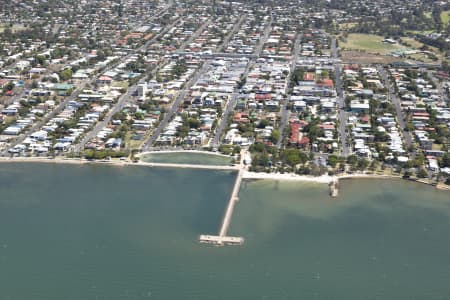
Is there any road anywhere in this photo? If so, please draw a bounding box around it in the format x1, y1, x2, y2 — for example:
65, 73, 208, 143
424, 69, 448, 102
332, 37, 350, 157
176, 19, 212, 52
72, 85, 138, 152
210, 15, 272, 147
217, 14, 246, 52
211, 92, 239, 147
254, 15, 273, 56
276, 33, 301, 148
210, 18, 272, 147
142, 62, 210, 150
377, 66, 413, 149
165, 51, 258, 59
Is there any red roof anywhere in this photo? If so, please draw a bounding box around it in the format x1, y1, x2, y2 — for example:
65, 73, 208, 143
289, 123, 301, 144
317, 79, 334, 87
0, 79, 9, 87
299, 136, 310, 145
304, 73, 315, 81
255, 93, 272, 101
98, 75, 112, 81
360, 115, 370, 123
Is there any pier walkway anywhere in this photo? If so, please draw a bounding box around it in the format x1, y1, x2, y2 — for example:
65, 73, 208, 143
199, 151, 246, 246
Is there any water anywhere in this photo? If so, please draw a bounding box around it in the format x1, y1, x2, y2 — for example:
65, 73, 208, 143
0, 163, 450, 299
141, 152, 234, 165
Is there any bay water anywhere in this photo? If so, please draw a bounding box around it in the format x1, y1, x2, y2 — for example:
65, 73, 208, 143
0, 163, 449, 299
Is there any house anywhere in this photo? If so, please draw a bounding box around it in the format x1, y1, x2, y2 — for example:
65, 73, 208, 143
52, 83, 73, 96
350, 100, 370, 113
2, 106, 19, 116
97, 75, 113, 84
428, 157, 439, 173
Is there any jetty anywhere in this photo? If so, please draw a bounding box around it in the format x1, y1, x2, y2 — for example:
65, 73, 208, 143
329, 178, 339, 198
199, 161, 245, 246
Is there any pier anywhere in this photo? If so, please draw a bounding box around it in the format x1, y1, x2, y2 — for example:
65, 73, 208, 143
199, 161, 245, 246
329, 178, 339, 198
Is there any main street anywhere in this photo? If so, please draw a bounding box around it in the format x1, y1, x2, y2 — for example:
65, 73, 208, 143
332, 37, 350, 157
276, 33, 302, 149
210, 15, 272, 147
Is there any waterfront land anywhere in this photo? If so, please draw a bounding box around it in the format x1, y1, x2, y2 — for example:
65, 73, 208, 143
0, 0, 449, 188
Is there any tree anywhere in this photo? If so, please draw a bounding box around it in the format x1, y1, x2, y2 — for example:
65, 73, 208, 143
177, 125, 189, 138
441, 153, 450, 168
31, 80, 39, 89
347, 155, 358, 167
186, 118, 200, 129
369, 160, 379, 171
59, 68, 72, 81
327, 155, 338, 167
357, 158, 369, 171
3, 82, 14, 92
252, 152, 270, 168
270, 129, 280, 144
257, 119, 270, 128
219, 145, 233, 155
417, 168, 428, 178
280, 149, 307, 167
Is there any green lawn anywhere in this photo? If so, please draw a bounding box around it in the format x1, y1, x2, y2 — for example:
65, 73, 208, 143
340, 34, 405, 55
441, 10, 450, 26
339, 22, 357, 30
0, 23, 26, 33
401, 36, 444, 62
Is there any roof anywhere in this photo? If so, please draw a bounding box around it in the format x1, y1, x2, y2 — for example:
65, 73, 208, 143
54, 83, 73, 90
98, 75, 113, 81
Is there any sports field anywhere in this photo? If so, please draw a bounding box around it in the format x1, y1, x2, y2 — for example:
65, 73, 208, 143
339, 33, 404, 55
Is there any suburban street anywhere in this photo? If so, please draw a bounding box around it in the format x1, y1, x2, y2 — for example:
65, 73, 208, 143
142, 62, 210, 150
378, 66, 413, 149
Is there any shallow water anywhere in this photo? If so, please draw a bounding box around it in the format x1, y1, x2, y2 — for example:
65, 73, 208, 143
140, 152, 233, 166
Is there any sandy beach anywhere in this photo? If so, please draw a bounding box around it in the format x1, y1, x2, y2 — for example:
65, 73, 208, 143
242, 170, 335, 183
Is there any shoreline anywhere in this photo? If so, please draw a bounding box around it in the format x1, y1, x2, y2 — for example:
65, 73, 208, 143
0, 157, 238, 171
138, 150, 233, 158
241, 171, 334, 183
0, 157, 448, 190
